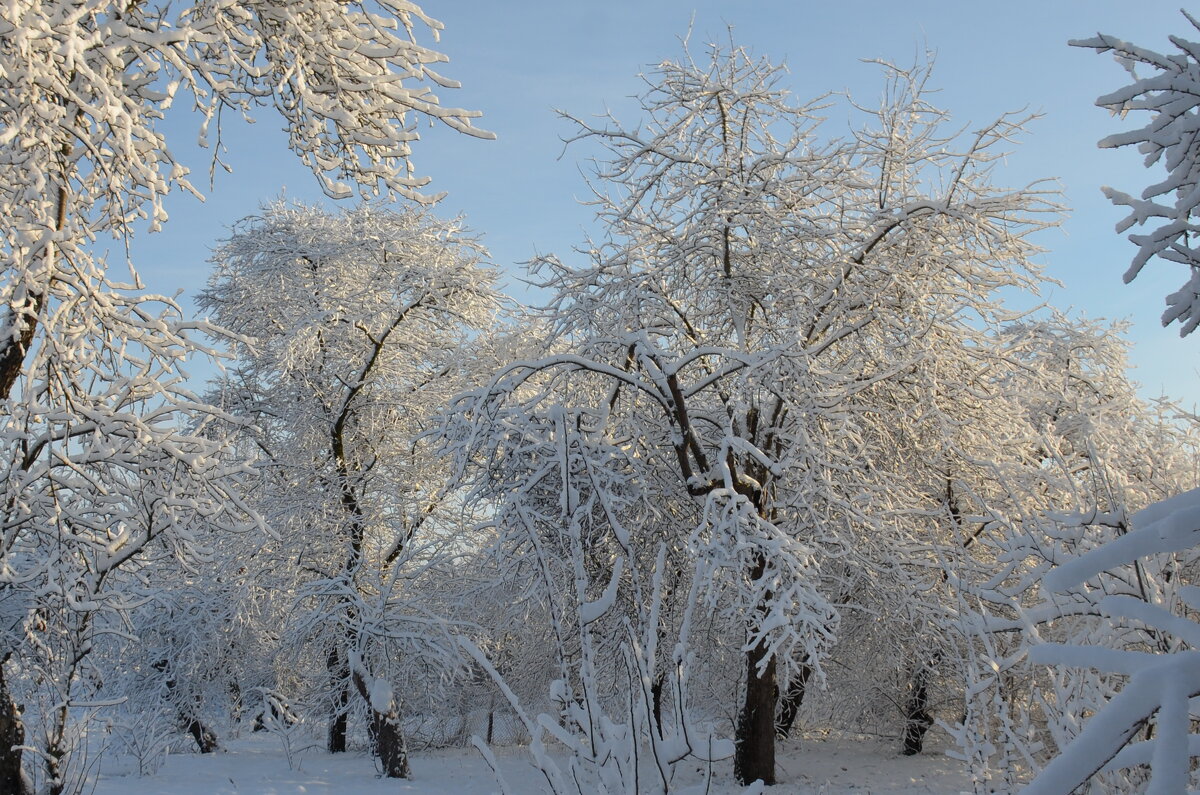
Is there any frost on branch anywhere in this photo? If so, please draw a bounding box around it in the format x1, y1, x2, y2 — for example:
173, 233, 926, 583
1073, 12, 1200, 335
0, 0, 492, 432
441, 388, 737, 794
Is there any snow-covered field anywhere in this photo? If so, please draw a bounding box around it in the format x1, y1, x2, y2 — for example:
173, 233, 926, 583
90, 734, 975, 794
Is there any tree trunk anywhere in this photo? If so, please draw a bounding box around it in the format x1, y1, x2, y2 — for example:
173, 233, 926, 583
734, 634, 777, 785
0, 293, 43, 404
370, 707, 409, 778
0, 660, 28, 795
352, 670, 410, 778
154, 659, 219, 754
732, 539, 779, 786
0, 164, 71, 403
186, 718, 220, 754
327, 647, 350, 753
46, 749, 64, 795
900, 657, 936, 756
329, 393, 367, 756
229, 681, 244, 727
651, 671, 666, 739
775, 660, 812, 740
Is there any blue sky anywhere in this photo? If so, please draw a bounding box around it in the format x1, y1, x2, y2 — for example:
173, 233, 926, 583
130, 1, 1198, 406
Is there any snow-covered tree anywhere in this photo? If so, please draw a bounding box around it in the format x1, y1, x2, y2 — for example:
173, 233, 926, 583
446, 45, 1054, 786
967, 17, 1200, 791
0, 0, 492, 407
1072, 12, 1200, 335
944, 318, 1200, 792
780, 65, 1060, 759
0, 318, 260, 794
0, 1, 490, 789
200, 201, 499, 778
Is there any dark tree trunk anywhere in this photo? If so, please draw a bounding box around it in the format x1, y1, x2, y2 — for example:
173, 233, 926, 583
370, 708, 409, 779
327, 696, 349, 753
651, 671, 666, 738
775, 661, 812, 740
0, 660, 28, 795
0, 294, 42, 405
900, 660, 935, 756
734, 644, 777, 785
734, 633, 777, 785
352, 671, 410, 778
733, 544, 779, 787
46, 748, 64, 795
0, 174, 71, 403
229, 681, 243, 727
0, 181, 65, 404
327, 647, 350, 753
186, 718, 220, 754
154, 659, 220, 754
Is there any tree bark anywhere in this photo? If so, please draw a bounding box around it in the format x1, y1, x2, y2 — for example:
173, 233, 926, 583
0, 156, 70, 404
651, 671, 666, 739
734, 638, 777, 785
352, 670, 410, 778
326, 646, 350, 753
775, 660, 812, 740
369, 706, 409, 778
900, 657, 936, 756
0, 293, 44, 405
735, 551, 778, 786
0, 659, 28, 795
328, 367, 366, 756
186, 718, 220, 754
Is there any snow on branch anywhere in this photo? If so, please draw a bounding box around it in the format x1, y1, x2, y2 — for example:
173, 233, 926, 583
1073, 12, 1200, 335
1025, 487, 1200, 793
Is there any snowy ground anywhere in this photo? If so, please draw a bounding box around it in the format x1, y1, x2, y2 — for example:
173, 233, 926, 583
90, 733, 975, 794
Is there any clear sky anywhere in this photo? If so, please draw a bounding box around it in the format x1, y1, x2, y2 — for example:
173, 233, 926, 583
129, 1, 1199, 407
